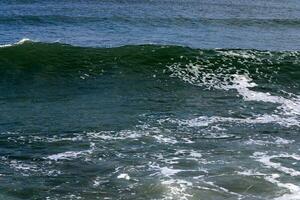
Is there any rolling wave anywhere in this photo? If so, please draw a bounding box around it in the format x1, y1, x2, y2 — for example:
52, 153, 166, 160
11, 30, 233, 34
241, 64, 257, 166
0, 39, 300, 200
0, 39, 299, 83
1, 39, 299, 126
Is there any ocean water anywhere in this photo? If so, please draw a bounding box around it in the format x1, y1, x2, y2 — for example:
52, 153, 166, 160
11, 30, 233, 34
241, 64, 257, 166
0, 1, 300, 200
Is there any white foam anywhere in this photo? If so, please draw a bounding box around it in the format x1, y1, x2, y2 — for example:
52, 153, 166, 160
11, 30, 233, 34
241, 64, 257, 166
217, 50, 257, 59
117, 173, 130, 180
166, 111, 299, 130
161, 179, 193, 200
238, 153, 300, 199
265, 174, 300, 200
86, 131, 116, 140
32, 135, 84, 143
86, 130, 142, 141
205, 181, 243, 198
228, 74, 300, 116
46, 151, 87, 161
46, 143, 95, 161
237, 169, 266, 176
253, 152, 300, 176
153, 135, 178, 144
239, 169, 300, 200
189, 151, 202, 158
61, 194, 82, 200
167, 60, 300, 128
275, 189, 300, 200
160, 167, 183, 177
9, 160, 38, 172
244, 136, 294, 146
93, 179, 101, 187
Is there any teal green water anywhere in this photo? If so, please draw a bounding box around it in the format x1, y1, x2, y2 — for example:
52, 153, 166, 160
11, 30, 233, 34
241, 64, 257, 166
0, 41, 299, 199
1, 1, 300, 199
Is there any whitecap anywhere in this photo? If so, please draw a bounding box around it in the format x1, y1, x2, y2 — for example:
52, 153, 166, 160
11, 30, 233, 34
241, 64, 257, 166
0, 38, 33, 48
117, 173, 130, 180
46, 151, 88, 161
45, 143, 95, 161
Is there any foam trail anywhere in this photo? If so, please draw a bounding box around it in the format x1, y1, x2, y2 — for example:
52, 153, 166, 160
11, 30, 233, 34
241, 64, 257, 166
253, 152, 300, 176
227, 74, 300, 116
167, 60, 300, 127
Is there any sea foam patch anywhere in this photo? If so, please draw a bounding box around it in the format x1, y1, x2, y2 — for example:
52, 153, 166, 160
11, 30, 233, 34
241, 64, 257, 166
253, 152, 300, 176
167, 57, 300, 128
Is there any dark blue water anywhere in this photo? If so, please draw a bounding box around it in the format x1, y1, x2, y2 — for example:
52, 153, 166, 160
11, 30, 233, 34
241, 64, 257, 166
1, 0, 300, 50
0, 1, 300, 200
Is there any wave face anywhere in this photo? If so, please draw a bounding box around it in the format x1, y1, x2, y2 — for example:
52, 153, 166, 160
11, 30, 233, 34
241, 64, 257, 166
1, 40, 299, 81
0, 41, 300, 200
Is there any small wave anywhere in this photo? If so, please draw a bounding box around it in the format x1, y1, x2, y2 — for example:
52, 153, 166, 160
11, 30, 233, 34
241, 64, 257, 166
46, 151, 89, 161
45, 142, 95, 161
0, 38, 33, 48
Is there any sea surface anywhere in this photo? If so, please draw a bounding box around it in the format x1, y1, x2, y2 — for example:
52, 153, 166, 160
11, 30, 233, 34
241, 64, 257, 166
0, 1, 300, 200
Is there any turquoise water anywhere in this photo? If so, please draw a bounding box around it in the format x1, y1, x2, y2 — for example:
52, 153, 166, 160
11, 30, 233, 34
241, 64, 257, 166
0, 1, 300, 200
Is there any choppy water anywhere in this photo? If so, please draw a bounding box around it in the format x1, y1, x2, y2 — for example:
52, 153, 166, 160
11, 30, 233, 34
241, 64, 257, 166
1, 1, 300, 200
